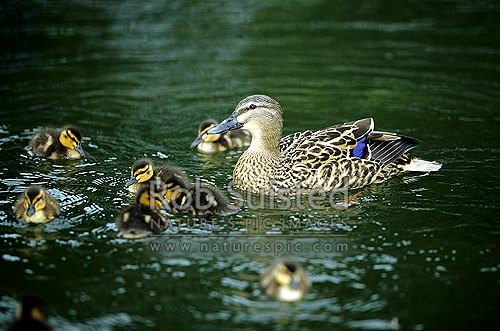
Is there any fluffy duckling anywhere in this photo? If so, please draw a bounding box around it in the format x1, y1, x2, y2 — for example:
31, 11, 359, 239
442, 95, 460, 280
160, 179, 240, 216
191, 119, 251, 153
14, 186, 60, 224
126, 159, 190, 194
30, 127, 85, 160
260, 260, 310, 302
8, 295, 51, 331
117, 185, 168, 239
126, 160, 239, 216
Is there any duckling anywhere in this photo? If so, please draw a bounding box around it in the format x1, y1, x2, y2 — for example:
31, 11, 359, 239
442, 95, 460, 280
191, 119, 251, 153
30, 127, 85, 160
199, 95, 442, 194
126, 160, 239, 216
8, 295, 51, 331
14, 186, 60, 224
161, 179, 240, 216
260, 260, 310, 303
126, 159, 190, 194
116, 184, 168, 239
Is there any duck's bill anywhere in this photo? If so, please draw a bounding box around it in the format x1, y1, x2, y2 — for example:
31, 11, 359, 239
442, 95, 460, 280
126, 177, 137, 187
27, 204, 36, 217
190, 135, 203, 148
75, 144, 85, 157
207, 115, 242, 134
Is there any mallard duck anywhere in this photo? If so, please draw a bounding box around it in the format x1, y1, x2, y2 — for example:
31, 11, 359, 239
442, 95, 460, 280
260, 260, 310, 302
126, 159, 190, 194
14, 186, 60, 224
126, 160, 239, 216
201, 95, 442, 194
8, 295, 51, 331
117, 184, 168, 239
191, 119, 251, 153
30, 127, 85, 160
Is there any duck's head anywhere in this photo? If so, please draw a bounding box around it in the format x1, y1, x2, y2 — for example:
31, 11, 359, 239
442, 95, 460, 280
22, 186, 47, 218
203, 95, 283, 149
126, 159, 154, 187
190, 119, 221, 148
16, 295, 46, 324
117, 185, 166, 239
59, 127, 85, 156
261, 260, 310, 302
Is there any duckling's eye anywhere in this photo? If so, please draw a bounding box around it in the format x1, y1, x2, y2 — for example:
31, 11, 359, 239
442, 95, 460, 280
249, 104, 257, 109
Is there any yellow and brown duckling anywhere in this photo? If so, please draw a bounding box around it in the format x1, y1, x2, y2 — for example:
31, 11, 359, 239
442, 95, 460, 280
117, 184, 168, 239
8, 295, 51, 331
14, 186, 60, 224
260, 260, 310, 303
198, 95, 442, 194
30, 127, 85, 160
191, 119, 251, 154
126, 159, 190, 194
126, 160, 239, 216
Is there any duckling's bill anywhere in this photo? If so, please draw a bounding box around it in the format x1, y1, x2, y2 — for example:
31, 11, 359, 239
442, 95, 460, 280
126, 176, 137, 187
75, 144, 85, 157
190, 134, 203, 148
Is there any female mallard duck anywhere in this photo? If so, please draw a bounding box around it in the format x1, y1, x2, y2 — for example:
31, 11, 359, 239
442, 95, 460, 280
191, 119, 251, 153
197, 95, 442, 194
126, 160, 239, 216
117, 185, 168, 239
14, 186, 60, 224
260, 260, 310, 302
30, 127, 85, 160
8, 295, 51, 331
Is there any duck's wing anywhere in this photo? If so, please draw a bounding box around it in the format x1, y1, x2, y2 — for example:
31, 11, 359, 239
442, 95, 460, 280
281, 118, 374, 163
366, 131, 418, 167
29, 128, 60, 157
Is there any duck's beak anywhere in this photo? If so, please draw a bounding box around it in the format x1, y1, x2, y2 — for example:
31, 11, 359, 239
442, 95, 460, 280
190, 134, 203, 148
27, 204, 36, 217
75, 144, 85, 157
207, 115, 242, 134
126, 177, 137, 187
290, 277, 300, 290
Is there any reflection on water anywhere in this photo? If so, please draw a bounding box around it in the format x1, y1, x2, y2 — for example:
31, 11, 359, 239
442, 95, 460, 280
1, 0, 499, 330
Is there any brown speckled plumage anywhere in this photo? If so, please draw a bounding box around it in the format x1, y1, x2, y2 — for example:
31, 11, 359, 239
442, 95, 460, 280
211, 95, 441, 195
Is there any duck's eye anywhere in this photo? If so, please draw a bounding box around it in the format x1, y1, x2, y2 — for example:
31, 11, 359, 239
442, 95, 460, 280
249, 104, 257, 110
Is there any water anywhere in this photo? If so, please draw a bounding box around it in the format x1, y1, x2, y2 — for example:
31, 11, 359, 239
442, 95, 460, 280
1, 0, 499, 330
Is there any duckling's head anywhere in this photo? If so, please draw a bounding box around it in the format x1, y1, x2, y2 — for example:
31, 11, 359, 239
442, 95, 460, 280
16, 295, 46, 323
199, 119, 222, 143
126, 159, 154, 187
261, 260, 310, 302
22, 186, 47, 218
117, 185, 166, 239
190, 119, 221, 148
206, 95, 283, 150
59, 127, 84, 156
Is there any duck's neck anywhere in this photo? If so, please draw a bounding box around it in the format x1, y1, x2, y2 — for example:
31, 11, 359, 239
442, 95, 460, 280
245, 122, 282, 156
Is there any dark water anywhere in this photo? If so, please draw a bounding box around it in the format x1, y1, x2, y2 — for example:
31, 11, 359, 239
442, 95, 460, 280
1, 0, 499, 330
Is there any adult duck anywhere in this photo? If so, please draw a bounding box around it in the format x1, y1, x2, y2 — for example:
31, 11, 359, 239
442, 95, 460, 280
198, 94, 441, 194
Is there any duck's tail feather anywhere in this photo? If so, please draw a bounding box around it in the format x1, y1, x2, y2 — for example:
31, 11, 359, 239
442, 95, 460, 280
368, 133, 418, 166
404, 158, 442, 172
